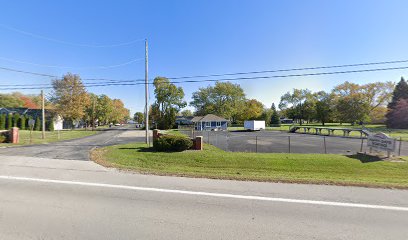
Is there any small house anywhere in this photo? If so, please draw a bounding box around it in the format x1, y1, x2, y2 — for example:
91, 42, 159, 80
191, 114, 229, 131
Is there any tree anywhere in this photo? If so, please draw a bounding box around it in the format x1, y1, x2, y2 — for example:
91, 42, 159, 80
180, 109, 193, 117
19, 115, 26, 130
387, 77, 408, 110
0, 94, 24, 107
153, 77, 186, 129
237, 99, 264, 122
96, 94, 114, 125
34, 116, 41, 131
46, 119, 54, 131
13, 113, 20, 127
133, 112, 145, 123
270, 103, 280, 126
111, 99, 129, 124
190, 82, 246, 122
51, 73, 90, 127
0, 114, 6, 130
335, 94, 370, 124
279, 89, 312, 125
385, 99, 408, 129
314, 91, 333, 126
6, 114, 12, 129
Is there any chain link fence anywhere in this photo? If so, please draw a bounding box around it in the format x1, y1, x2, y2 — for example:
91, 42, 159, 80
181, 130, 407, 156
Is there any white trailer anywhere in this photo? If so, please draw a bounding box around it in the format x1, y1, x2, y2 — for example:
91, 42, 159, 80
244, 120, 265, 131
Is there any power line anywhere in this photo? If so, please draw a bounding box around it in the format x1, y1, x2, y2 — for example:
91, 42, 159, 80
0, 56, 144, 69
0, 23, 144, 48
1, 64, 407, 90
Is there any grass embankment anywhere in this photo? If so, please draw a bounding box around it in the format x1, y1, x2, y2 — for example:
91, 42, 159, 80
229, 123, 408, 141
0, 129, 99, 146
92, 142, 408, 189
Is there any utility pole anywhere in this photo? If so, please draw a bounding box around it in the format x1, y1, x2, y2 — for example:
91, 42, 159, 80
145, 39, 149, 145
41, 90, 45, 139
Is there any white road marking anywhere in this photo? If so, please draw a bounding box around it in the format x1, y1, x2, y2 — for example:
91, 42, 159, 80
1, 175, 407, 212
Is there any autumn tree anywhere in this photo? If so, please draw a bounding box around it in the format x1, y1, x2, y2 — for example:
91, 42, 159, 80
386, 77, 408, 128
237, 99, 264, 122
153, 77, 186, 129
386, 99, 408, 129
51, 73, 90, 127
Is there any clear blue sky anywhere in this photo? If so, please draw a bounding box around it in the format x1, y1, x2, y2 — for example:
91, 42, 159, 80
1, 0, 408, 114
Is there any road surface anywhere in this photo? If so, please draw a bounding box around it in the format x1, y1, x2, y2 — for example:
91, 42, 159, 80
0, 127, 407, 239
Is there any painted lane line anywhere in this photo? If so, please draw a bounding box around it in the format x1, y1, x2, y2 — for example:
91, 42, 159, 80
1, 175, 407, 212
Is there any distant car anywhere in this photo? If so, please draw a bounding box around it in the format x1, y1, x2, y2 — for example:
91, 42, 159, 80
114, 123, 121, 126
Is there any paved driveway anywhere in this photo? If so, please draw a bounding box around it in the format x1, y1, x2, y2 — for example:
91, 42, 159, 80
0, 126, 150, 160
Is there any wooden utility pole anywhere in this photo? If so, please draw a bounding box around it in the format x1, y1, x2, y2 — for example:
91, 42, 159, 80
41, 90, 45, 139
145, 38, 149, 145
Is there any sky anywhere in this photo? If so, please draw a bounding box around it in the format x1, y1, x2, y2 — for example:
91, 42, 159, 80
1, 0, 408, 115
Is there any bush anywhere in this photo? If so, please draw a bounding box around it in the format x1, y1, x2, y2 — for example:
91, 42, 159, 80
0, 133, 8, 143
154, 134, 193, 152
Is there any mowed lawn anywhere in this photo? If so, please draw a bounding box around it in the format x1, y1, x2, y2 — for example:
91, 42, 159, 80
0, 129, 99, 146
92, 142, 408, 188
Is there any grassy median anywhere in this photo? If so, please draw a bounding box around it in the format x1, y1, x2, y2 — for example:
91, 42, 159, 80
91, 142, 408, 189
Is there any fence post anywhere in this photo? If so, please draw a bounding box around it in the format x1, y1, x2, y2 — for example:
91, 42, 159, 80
288, 136, 291, 153
323, 136, 327, 154
399, 137, 402, 156
256, 136, 258, 153
360, 138, 364, 153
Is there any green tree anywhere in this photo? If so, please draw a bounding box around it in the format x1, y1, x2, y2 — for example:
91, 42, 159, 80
314, 91, 333, 126
51, 73, 90, 127
180, 109, 193, 117
0, 114, 6, 129
34, 116, 41, 131
96, 94, 114, 125
46, 119, 54, 131
190, 82, 246, 122
279, 89, 312, 125
153, 77, 186, 129
387, 77, 408, 110
13, 113, 20, 127
386, 77, 408, 128
133, 112, 145, 123
237, 99, 264, 122
270, 103, 280, 126
19, 115, 26, 130
0, 94, 24, 107
6, 114, 12, 129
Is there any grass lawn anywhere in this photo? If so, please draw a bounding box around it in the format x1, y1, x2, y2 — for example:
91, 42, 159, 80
0, 129, 99, 146
92, 142, 408, 189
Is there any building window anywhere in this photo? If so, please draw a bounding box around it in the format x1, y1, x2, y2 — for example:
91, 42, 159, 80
205, 121, 211, 127
216, 121, 221, 127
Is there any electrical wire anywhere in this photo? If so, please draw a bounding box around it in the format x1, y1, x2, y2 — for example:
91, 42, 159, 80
1, 64, 407, 90
0, 23, 144, 48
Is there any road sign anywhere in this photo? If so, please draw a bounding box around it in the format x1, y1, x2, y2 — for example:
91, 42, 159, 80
367, 132, 395, 152
28, 119, 35, 128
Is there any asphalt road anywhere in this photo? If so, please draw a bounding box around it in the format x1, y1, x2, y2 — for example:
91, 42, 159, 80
0, 127, 407, 239
185, 130, 408, 155
0, 125, 149, 160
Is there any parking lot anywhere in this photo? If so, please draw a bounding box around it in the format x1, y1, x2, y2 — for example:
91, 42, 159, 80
181, 130, 408, 155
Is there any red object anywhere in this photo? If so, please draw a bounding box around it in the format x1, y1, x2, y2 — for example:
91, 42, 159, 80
194, 136, 203, 150
10, 127, 19, 144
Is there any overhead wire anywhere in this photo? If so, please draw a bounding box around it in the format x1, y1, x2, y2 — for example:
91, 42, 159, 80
0, 23, 144, 48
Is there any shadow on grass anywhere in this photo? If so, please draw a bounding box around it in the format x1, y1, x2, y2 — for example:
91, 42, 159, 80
347, 153, 384, 163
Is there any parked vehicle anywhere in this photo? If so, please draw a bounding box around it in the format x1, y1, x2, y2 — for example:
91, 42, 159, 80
244, 120, 265, 131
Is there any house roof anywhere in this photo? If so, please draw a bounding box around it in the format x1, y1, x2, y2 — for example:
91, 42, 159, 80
191, 114, 228, 122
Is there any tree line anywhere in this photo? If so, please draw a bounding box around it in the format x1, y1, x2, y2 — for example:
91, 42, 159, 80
0, 73, 130, 130
145, 76, 408, 129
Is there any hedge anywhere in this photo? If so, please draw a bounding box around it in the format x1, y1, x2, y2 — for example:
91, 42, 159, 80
153, 134, 193, 152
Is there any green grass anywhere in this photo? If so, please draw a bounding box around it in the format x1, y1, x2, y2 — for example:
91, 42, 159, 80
0, 129, 99, 146
92, 142, 408, 188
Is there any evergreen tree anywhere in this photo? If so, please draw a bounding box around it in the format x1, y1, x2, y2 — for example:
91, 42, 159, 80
270, 103, 281, 126
6, 114, 12, 129
34, 116, 41, 131
387, 77, 408, 109
46, 119, 54, 131
19, 115, 26, 130
386, 77, 408, 128
13, 113, 20, 127
0, 114, 6, 130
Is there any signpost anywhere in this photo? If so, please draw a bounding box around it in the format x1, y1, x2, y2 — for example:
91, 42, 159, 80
367, 132, 396, 158
28, 119, 35, 144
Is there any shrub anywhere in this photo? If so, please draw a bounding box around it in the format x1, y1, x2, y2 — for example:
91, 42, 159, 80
154, 134, 193, 152
0, 114, 6, 130
46, 119, 54, 131
19, 115, 26, 130
34, 116, 41, 131
6, 114, 12, 129
0, 133, 7, 143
